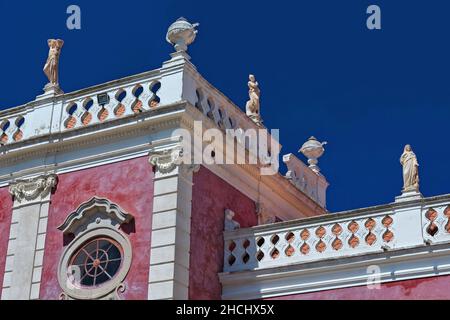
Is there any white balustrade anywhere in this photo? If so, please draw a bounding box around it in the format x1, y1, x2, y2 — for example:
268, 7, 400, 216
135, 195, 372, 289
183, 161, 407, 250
192, 87, 236, 130
224, 195, 450, 273
61, 79, 161, 131
0, 55, 268, 149
0, 72, 162, 146
0, 115, 26, 144
422, 204, 450, 244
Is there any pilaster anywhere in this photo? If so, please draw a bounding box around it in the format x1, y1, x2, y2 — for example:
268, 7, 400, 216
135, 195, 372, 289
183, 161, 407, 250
1, 174, 56, 300
147, 138, 198, 300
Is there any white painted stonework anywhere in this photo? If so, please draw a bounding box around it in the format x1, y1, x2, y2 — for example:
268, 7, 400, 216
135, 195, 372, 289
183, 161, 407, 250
0, 38, 321, 226
220, 194, 450, 299
284, 153, 328, 208
2, 174, 56, 300
148, 137, 197, 300
1, 18, 448, 301
57, 197, 134, 300
0, 37, 326, 300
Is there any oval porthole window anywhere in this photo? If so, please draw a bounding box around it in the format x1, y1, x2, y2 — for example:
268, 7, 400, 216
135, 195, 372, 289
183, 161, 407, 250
68, 237, 123, 288
57, 198, 133, 300
58, 227, 132, 300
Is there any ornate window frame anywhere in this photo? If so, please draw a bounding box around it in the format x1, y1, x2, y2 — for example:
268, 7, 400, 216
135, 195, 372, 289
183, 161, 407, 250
57, 197, 134, 300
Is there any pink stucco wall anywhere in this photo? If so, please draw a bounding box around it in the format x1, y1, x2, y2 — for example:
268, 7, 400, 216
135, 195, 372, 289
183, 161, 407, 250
267, 276, 450, 300
189, 166, 258, 300
0, 187, 13, 298
40, 157, 154, 300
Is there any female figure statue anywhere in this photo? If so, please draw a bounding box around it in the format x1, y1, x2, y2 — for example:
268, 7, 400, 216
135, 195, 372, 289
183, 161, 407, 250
400, 144, 419, 192
245, 74, 262, 125
43, 39, 64, 86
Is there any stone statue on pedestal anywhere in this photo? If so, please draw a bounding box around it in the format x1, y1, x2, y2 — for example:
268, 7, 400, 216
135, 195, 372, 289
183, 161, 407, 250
400, 144, 420, 193
43, 39, 64, 92
245, 74, 262, 126
224, 209, 240, 231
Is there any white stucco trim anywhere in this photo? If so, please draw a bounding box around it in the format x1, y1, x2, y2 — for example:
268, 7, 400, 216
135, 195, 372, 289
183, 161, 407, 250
219, 239, 450, 300
1, 175, 56, 300
147, 138, 197, 300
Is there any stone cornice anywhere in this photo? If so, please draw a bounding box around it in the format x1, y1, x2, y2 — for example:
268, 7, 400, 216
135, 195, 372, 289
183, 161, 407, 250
180, 105, 327, 217
1, 99, 325, 220
0, 103, 186, 167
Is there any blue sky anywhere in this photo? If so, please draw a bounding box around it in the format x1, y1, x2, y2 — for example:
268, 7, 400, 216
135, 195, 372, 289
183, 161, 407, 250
1, 0, 449, 212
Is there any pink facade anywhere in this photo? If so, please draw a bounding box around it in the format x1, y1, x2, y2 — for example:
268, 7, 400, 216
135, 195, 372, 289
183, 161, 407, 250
39, 157, 154, 300
189, 167, 258, 299
267, 276, 450, 300
0, 188, 12, 297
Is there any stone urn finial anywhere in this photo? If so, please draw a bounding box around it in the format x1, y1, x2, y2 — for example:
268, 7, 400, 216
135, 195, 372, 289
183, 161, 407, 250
299, 136, 327, 174
166, 17, 199, 52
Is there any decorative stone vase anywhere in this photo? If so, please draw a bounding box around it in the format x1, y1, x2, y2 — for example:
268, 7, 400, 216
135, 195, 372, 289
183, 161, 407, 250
299, 136, 327, 173
166, 17, 199, 52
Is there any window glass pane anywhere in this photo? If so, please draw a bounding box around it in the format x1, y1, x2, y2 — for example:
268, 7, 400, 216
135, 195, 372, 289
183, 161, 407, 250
69, 237, 123, 288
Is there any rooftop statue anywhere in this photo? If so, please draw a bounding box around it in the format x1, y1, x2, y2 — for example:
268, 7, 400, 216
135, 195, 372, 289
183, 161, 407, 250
400, 144, 420, 193
43, 39, 64, 91
245, 74, 262, 126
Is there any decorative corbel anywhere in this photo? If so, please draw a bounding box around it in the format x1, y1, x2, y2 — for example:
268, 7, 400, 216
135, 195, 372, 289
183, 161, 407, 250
9, 174, 57, 203
149, 146, 184, 174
